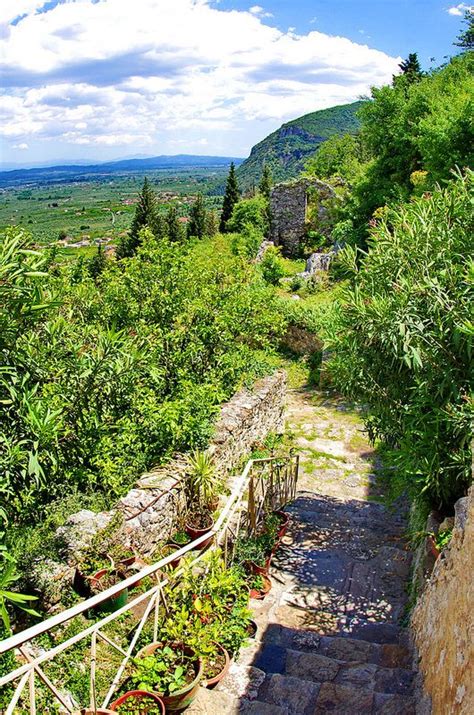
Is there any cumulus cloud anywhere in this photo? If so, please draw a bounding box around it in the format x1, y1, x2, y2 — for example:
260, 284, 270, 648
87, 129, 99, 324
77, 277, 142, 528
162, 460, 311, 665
0, 0, 401, 161
447, 3, 472, 16
249, 5, 273, 18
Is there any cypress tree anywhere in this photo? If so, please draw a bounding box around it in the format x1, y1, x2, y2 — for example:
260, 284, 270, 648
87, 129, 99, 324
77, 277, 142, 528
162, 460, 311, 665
117, 177, 157, 258
166, 205, 183, 243
219, 162, 240, 233
258, 163, 273, 199
188, 194, 207, 239
88, 244, 106, 280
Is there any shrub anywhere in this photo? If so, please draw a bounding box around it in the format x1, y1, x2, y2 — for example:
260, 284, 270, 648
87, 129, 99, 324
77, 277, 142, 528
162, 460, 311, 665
327, 171, 474, 511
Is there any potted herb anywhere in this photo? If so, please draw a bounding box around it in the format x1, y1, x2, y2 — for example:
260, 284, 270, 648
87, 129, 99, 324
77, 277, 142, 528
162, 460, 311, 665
132, 643, 203, 712
170, 530, 191, 547
110, 690, 165, 713
184, 451, 221, 549
203, 642, 231, 689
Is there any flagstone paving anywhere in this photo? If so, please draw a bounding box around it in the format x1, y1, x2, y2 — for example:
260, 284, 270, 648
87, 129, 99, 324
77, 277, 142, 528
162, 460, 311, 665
188, 387, 417, 714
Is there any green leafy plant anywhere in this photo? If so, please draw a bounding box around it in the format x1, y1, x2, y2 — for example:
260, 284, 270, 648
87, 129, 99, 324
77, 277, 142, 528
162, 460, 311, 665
131, 645, 196, 695
0, 548, 40, 632
434, 528, 453, 551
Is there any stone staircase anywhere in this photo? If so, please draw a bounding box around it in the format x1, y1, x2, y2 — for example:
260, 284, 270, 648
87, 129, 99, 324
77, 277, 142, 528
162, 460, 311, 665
188, 490, 418, 714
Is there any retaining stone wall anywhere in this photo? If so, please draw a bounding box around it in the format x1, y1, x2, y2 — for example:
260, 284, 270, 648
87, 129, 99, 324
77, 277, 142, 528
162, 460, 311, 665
36, 371, 287, 608
411, 463, 473, 714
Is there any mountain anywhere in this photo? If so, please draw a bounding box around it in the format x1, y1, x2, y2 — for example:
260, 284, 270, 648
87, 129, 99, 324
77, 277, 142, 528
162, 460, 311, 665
237, 101, 365, 189
0, 154, 244, 188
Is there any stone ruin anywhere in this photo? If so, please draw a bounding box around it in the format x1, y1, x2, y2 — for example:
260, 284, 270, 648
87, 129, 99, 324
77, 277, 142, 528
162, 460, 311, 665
269, 177, 335, 257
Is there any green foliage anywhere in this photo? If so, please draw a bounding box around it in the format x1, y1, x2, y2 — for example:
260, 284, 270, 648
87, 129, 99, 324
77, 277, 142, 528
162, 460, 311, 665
396, 53, 424, 84
258, 163, 273, 199
455, 9, 474, 50
1, 228, 285, 535
259, 246, 286, 286
220, 162, 240, 232
227, 195, 269, 236
327, 172, 474, 511
184, 450, 220, 511
131, 645, 194, 695
434, 528, 453, 551
187, 193, 207, 239
117, 177, 157, 258
166, 205, 184, 243
0, 548, 40, 632
305, 133, 368, 183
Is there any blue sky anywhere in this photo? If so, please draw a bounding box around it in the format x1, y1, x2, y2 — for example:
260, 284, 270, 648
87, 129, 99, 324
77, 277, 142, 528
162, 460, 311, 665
0, 0, 468, 167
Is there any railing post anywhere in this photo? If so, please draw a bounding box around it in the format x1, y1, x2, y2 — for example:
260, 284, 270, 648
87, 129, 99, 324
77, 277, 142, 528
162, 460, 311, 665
90, 631, 97, 713
248, 473, 257, 535
29, 668, 36, 715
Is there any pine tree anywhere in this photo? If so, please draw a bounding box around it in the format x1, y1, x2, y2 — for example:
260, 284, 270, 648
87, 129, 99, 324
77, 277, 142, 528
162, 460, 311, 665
455, 9, 474, 50
397, 53, 423, 83
219, 162, 240, 233
205, 210, 219, 237
117, 177, 157, 258
166, 205, 183, 243
188, 194, 207, 239
258, 163, 273, 199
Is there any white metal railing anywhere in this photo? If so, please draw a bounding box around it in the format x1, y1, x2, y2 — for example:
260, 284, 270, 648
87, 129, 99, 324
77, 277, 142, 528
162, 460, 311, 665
0, 455, 298, 714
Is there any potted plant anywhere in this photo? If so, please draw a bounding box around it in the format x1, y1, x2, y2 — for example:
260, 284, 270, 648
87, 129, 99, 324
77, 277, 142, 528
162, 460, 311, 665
151, 542, 182, 570
202, 642, 231, 689
89, 557, 129, 615
131, 642, 203, 712
110, 690, 165, 713
183, 451, 221, 549
271, 510, 290, 538
78, 709, 115, 715
249, 573, 271, 600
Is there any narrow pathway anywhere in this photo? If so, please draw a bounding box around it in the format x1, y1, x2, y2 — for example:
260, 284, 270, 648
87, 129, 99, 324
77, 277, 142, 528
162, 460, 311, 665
190, 387, 417, 714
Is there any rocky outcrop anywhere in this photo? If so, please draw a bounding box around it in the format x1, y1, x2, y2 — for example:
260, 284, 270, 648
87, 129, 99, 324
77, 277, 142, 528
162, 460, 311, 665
411, 483, 474, 714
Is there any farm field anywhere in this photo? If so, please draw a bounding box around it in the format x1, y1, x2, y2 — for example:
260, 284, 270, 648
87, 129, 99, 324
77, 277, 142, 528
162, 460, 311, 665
0, 168, 225, 246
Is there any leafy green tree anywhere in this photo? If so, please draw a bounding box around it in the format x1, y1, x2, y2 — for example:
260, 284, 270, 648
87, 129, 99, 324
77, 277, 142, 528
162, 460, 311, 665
188, 194, 207, 239
117, 177, 157, 258
455, 9, 474, 50
166, 205, 184, 242
259, 246, 286, 286
305, 133, 368, 182
205, 210, 219, 237
258, 163, 273, 199
219, 162, 240, 233
327, 171, 474, 512
226, 195, 269, 236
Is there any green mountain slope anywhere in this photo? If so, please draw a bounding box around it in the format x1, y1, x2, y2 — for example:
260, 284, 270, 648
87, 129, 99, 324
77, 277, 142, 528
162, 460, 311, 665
237, 100, 364, 189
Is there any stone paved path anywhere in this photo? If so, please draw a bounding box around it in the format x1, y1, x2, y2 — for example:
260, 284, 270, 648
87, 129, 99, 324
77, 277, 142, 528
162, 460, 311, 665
188, 388, 417, 714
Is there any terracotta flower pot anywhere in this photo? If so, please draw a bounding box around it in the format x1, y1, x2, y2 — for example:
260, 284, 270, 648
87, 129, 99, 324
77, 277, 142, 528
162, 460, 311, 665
185, 517, 214, 550
120, 556, 148, 588
246, 620, 258, 639
136, 642, 203, 712
79, 709, 115, 714
245, 556, 271, 576
249, 574, 272, 600
203, 643, 231, 689
272, 510, 290, 538
159, 543, 182, 570
110, 689, 165, 713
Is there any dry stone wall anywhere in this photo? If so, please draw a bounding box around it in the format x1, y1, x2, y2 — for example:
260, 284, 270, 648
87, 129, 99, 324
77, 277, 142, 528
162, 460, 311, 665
37, 371, 287, 608
411, 479, 474, 714
269, 178, 335, 256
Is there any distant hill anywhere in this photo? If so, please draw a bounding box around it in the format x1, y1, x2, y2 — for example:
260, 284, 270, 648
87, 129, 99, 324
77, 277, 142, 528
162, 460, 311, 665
237, 101, 364, 189
0, 154, 244, 189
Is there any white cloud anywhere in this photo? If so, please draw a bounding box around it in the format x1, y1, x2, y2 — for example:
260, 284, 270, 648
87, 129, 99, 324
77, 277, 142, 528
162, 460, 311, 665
0, 0, 401, 162
13, 142, 29, 149
249, 5, 273, 18
447, 3, 472, 16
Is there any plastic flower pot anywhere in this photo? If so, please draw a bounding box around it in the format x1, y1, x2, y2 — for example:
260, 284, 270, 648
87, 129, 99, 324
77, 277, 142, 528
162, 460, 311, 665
203, 643, 231, 689
136, 642, 203, 712
272, 510, 290, 538
89, 569, 128, 615
249, 574, 272, 600
110, 690, 165, 714
185, 515, 214, 550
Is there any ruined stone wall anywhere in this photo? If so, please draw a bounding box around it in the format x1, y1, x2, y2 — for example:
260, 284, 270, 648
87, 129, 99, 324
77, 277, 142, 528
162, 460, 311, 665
411, 480, 474, 714
37, 371, 287, 607
269, 178, 335, 257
